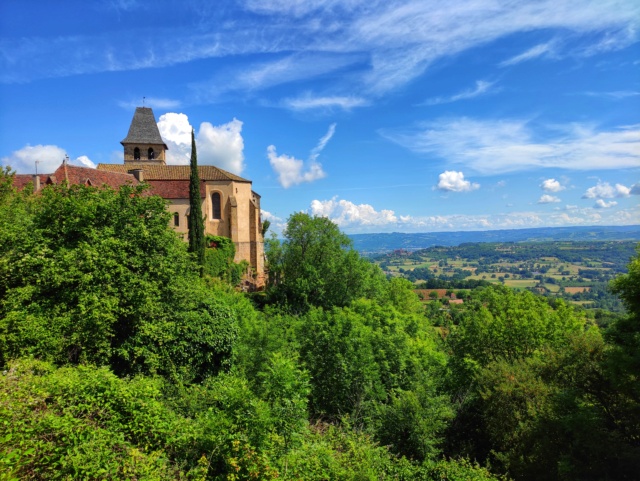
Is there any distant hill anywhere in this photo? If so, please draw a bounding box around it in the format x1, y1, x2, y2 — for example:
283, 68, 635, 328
350, 225, 640, 254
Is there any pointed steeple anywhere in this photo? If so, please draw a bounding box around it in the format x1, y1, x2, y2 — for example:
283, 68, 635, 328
121, 107, 168, 165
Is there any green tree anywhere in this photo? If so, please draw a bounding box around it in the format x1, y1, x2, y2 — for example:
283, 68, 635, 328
188, 129, 205, 273
265, 212, 385, 312
0, 183, 237, 382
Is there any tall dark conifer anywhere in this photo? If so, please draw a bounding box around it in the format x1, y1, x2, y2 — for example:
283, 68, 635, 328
188, 129, 205, 273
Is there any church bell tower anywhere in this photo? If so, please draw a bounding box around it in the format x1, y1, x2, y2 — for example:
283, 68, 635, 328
121, 107, 168, 165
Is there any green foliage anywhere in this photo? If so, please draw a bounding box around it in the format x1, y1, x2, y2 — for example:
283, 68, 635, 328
203, 235, 247, 286
447, 285, 586, 383
188, 129, 205, 272
0, 183, 237, 382
265, 213, 386, 312
0, 359, 187, 480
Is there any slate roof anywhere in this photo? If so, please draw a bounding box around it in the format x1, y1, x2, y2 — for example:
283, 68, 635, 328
120, 107, 168, 148
97, 163, 251, 183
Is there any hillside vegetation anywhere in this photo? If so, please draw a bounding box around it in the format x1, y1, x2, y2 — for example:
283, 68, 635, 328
1, 169, 639, 480
375, 241, 637, 312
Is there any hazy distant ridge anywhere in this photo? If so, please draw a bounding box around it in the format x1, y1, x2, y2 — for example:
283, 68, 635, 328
350, 225, 640, 254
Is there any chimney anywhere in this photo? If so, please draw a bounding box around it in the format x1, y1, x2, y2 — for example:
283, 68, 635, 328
130, 169, 144, 182
32, 175, 41, 192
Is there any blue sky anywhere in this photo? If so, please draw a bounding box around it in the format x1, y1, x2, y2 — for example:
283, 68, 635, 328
1, 0, 639, 235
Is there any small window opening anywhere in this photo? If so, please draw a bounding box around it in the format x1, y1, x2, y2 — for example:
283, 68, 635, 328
211, 192, 221, 220
134, 147, 140, 160
148, 148, 155, 160
173, 212, 180, 227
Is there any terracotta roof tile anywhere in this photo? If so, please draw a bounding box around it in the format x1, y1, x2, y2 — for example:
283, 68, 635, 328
12, 165, 139, 191
147, 180, 206, 199
96, 163, 250, 183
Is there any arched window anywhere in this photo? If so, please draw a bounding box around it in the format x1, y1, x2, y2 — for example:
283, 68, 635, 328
134, 147, 140, 160
211, 192, 221, 220
148, 148, 155, 160
173, 212, 180, 227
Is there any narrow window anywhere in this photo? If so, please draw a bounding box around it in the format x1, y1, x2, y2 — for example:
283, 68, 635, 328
148, 148, 155, 160
134, 147, 140, 160
173, 212, 180, 227
211, 192, 221, 219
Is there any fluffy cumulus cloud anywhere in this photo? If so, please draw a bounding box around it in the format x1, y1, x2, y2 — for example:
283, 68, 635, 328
594, 199, 618, 209
268, 124, 334, 188
538, 194, 561, 204
381, 119, 640, 175
0, 144, 95, 174
541, 178, 565, 192
198, 119, 245, 174
435, 171, 479, 192
310, 197, 399, 228
582, 181, 631, 199
157, 113, 245, 174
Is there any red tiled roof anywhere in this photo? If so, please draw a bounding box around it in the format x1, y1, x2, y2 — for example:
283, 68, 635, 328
13, 174, 47, 191
147, 180, 206, 199
12, 164, 139, 191
96, 163, 250, 183
57, 165, 138, 189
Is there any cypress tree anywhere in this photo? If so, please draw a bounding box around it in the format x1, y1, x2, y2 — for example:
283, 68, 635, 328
188, 129, 205, 273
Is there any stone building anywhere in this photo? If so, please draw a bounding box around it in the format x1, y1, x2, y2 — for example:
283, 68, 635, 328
97, 107, 265, 285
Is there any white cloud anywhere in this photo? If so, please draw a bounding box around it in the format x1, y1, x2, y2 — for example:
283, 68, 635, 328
0, 144, 95, 174
157, 113, 246, 174
582, 181, 631, 199
4, 0, 638, 99
283, 94, 369, 111
157, 113, 193, 164
541, 178, 565, 192
268, 146, 326, 188
631, 183, 640, 195
381, 119, 640, 175
198, 119, 245, 174
594, 199, 618, 209
538, 194, 561, 204
306, 197, 640, 233
260, 209, 286, 236
424, 80, 496, 105
582, 90, 640, 100
310, 197, 399, 227
268, 124, 335, 188
435, 171, 480, 192
499, 41, 557, 67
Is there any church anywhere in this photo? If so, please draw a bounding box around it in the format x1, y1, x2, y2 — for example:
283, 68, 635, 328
98, 107, 265, 285
16, 107, 265, 286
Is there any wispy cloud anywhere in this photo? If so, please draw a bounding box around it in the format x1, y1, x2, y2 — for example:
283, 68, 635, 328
282, 94, 369, 111
581, 90, 640, 99
380, 118, 640, 175
423, 80, 496, 105
499, 41, 558, 67
2, 0, 638, 101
